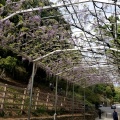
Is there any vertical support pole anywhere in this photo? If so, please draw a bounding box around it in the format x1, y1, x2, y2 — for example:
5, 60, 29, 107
28, 62, 35, 120
1, 84, 7, 110
83, 87, 85, 120
66, 80, 68, 97
54, 76, 58, 120
35, 90, 40, 110
114, 0, 119, 71
72, 83, 74, 120
114, 0, 117, 40
21, 88, 27, 113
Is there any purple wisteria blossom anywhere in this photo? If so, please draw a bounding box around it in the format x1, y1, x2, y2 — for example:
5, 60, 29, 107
4, 20, 11, 27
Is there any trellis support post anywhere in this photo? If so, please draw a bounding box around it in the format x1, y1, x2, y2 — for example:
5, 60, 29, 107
28, 62, 35, 120
54, 76, 58, 120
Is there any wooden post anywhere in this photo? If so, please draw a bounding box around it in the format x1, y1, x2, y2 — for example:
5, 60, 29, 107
46, 93, 49, 109
21, 88, 27, 113
1, 84, 7, 110
64, 97, 66, 102
61, 97, 63, 107
35, 90, 39, 110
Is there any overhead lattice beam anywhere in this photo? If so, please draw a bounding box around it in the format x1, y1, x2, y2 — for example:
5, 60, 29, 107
33, 46, 120, 62
1, 0, 120, 22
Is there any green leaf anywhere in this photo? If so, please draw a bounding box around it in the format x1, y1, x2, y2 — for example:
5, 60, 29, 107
20, 27, 29, 32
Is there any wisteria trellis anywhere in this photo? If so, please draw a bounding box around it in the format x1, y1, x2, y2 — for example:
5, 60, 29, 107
0, 0, 120, 87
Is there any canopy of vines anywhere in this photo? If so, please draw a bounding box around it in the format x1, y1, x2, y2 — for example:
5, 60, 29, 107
0, 0, 120, 87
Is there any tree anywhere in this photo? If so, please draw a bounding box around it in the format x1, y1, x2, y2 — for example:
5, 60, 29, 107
106, 86, 113, 98
93, 83, 115, 101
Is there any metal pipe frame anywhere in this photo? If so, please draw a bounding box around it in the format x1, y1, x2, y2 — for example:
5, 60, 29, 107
28, 62, 35, 120
1, 0, 120, 22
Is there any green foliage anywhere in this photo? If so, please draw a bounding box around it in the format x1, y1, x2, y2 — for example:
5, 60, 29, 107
114, 94, 120, 102
0, 110, 5, 117
0, 56, 17, 71
57, 107, 66, 115
33, 105, 47, 116
113, 87, 120, 102
0, 47, 30, 82
106, 86, 113, 98
103, 16, 120, 68
0, 0, 5, 6
85, 87, 100, 103
94, 84, 106, 94
20, 27, 29, 32
93, 84, 115, 101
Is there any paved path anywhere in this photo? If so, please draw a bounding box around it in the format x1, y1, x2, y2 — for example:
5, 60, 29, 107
95, 117, 113, 120
95, 105, 120, 120
95, 113, 113, 120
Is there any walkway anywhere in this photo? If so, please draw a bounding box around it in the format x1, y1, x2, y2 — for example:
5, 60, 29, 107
95, 113, 113, 120
95, 117, 113, 120
95, 105, 120, 120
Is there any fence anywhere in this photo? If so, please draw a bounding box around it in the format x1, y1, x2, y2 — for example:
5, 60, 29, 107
0, 83, 88, 117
